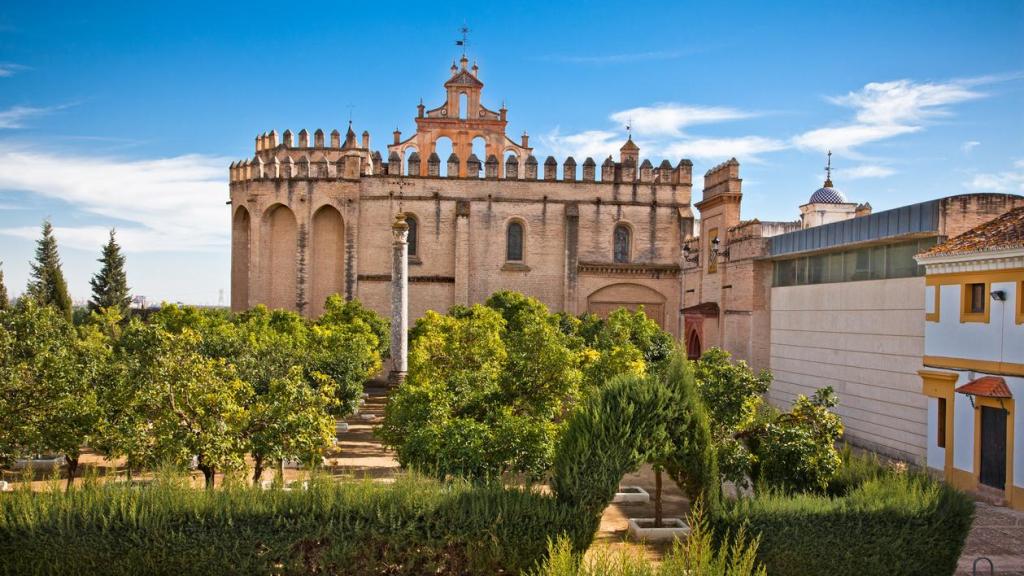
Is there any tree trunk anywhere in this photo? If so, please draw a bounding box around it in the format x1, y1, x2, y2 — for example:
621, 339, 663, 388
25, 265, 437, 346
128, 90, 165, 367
277, 458, 285, 483
65, 455, 79, 492
200, 465, 216, 489
252, 454, 264, 486
654, 465, 663, 528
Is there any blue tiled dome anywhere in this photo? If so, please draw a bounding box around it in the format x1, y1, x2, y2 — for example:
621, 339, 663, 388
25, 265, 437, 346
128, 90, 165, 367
809, 181, 847, 204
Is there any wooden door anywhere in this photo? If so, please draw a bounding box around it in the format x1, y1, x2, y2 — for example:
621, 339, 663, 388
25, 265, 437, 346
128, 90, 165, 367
979, 406, 1007, 490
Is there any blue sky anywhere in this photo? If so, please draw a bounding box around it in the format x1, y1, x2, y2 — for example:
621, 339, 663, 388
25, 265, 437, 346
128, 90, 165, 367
0, 0, 1021, 305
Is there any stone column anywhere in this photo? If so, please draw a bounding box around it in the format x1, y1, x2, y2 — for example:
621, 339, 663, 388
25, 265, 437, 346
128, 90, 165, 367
389, 213, 409, 386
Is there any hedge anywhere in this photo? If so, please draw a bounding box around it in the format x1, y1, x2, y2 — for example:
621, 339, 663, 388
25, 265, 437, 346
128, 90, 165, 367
714, 471, 975, 576
0, 474, 583, 576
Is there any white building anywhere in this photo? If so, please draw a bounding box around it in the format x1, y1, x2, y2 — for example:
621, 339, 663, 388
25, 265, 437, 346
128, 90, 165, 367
916, 206, 1024, 510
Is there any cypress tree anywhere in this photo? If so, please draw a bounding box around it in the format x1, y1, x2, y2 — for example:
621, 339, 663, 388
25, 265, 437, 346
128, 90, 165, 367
88, 228, 131, 316
0, 261, 8, 310
26, 220, 73, 319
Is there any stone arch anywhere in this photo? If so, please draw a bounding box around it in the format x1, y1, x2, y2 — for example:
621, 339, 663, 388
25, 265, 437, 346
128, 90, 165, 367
404, 212, 419, 257
458, 92, 469, 119
586, 283, 666, 328
613, 221, 633, 263
309, 204, 345, 317
434, 136, 454, 177
231, 205, 251, 311
261, 203, 297, 311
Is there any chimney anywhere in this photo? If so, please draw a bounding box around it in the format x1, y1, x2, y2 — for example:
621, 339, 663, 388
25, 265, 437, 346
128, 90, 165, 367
521, 131, 529, 148
361, 131, 370, 150
393, 128, 401, 145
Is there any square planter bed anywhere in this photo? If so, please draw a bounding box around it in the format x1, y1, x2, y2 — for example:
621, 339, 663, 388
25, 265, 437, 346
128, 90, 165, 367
627, 517, 690, 542
613, 485, 651, 504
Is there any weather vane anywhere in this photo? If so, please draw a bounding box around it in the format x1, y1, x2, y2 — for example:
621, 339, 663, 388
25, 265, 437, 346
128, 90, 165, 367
455, 24, 470, 54
825, 149, 833, 181
346, 103, 356, 124
626, 116, 632, 139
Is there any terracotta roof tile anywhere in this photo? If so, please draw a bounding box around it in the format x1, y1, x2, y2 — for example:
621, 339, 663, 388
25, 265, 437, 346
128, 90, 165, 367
955, 376, 1012, 399
919, 206, 1024, 258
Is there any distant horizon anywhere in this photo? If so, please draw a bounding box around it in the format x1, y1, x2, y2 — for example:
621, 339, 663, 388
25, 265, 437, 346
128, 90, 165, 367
0, 0, 1021, 304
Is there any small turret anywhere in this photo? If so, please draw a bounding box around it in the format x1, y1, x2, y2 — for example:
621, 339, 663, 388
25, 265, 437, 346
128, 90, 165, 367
330, 129, 341, 148
505, 155, 519, 179
447, 153, 460, 177
485, 154, 499, 179
427, 151, 441, 177
582, 157, 596, 182
298, 129, 309, 148
563, 157, 577, 182
525, 155, 538, 180
544, 156, 558, 181
467, 154, 482, 177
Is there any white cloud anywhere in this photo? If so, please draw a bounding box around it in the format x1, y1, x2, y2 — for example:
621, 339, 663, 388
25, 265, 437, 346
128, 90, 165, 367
961, 140, 981, 153
964, 169, 1024, 194
0, 144, 229, 252
1014, 158, 1024, 169
661, 136, 788, 162
609, 104, 754, 137
0, 106, 59, 129
0, 64, 27, 78
794, 77, 992, 153
539, 128, 623, 161
837, 165, 896, 179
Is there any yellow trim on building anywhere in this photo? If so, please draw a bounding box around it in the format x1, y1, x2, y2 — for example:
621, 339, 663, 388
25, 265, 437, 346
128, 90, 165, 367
924, 356, 1024, 378
1017, 280, 1023, 325
926, 285, 940, 322
919, 370, 957, 482
972, 396, 1016, 511
960, 280, 991, 324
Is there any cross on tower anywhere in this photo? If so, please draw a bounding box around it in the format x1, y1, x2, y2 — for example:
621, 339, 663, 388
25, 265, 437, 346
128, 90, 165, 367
825, 150, 833, 182
626, 116, 632, 139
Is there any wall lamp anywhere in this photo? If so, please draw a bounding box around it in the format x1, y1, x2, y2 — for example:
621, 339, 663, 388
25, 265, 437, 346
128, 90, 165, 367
711, 237, 730, 260
991, 290, 1006, 302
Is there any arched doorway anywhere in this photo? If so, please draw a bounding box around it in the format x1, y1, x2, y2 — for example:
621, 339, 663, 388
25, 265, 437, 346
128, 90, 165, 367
687, 330, 702, 360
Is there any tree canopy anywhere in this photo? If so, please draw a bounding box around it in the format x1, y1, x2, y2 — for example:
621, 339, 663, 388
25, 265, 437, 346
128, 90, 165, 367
26, 220, 73, 320
88, 229, 131, 317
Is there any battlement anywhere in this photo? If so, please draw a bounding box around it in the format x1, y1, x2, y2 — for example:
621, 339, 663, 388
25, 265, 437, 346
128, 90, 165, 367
701, 157, 741, 198
230, 149, 695, 186
253, 126, 369, 153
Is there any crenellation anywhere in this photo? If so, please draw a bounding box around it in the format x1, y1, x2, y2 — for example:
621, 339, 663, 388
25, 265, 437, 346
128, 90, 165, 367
601, 157, 615, 182
621, 159, 636, 183
505, 155, 519, 179
283, 129, 293, 147
314, 129, 325, 148
467, 154, 482, 177
563, 157, 577, 182
427, 152, 440, 177
408, 151, 421, 176
298, 129, 309, 148
639, 159, 653, 183
485, 155, 499, 179
447, 153, 460, 177
583, 157, 596, 181
525, 155, 538, 180
544, 156, 557, 181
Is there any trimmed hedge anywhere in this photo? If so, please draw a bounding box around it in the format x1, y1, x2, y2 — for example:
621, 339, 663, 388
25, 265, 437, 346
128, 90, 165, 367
0, 475, 583, 576
715, 471, 975, 576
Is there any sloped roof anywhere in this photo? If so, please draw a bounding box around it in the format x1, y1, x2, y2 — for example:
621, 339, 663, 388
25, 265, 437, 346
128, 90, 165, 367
956, 376, 1012, 399
919, 205, 1024, 258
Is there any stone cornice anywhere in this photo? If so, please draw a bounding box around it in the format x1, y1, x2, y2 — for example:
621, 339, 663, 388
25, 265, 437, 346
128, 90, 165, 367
577, 261, 680, 278
917, 247, 1024, 275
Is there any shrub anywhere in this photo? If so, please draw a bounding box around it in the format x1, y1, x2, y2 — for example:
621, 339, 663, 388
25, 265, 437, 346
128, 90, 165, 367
551, 350, 718, 547
0, 473, 582, 575
714, 470, 975, 576
531, 503, 765, 576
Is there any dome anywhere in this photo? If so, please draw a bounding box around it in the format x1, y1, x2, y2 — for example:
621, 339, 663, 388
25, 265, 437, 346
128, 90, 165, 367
809, 180, 847, 204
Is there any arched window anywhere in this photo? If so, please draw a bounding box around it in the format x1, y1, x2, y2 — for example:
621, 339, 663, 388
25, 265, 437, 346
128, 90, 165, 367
614, 224, 631, 263
506, 221, 524, 262
405, 214, 418, 257
687, 330, 702, 360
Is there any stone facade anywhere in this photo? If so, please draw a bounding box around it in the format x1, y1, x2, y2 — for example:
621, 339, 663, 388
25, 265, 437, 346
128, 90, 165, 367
229, 58, 695, 335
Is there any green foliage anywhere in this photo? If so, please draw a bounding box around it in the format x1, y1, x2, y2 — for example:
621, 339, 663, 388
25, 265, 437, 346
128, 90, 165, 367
0, 474, 583, 575
715, 468, 975, 576
694, 348, 771, 436
0, 300, 104, 486
317, 294, 390, 358
26, 220, 73, 320
748, 387, 844, 493
579, 308, 673, 385
532, 504, 765, 576
551, 350, 718, 548
87, 229, 131, 317
382, 295, 584, 480
0, 261, 9, 311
